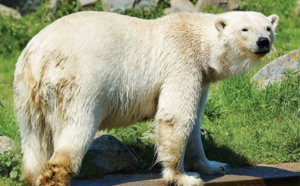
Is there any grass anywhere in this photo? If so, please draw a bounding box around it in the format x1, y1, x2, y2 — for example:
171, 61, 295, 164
0, 55, 23, 184
0, 54, 20, 140
203, 73, 299, 165
0, 0, 299, 184
0, 178, 23, 186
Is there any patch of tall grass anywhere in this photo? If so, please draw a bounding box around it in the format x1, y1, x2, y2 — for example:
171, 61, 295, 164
0, 55, 19, 140
204, 72, 299, 166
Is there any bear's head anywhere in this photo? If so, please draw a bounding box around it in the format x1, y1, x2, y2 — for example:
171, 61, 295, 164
215, 11, 279, 75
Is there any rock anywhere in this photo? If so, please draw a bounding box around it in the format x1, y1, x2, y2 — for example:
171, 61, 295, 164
101, 0, 159, 12
0, 1, 22, 10
0, 136, 15, 154
134, 0, 159, 9
77, 0, 98, 7
0, 4, 21, 19
25, 0, 42, 11
0, 0, 52, 13
79, 133, 141, 179
252, 49, 300, 88
164, 0, 241, 14
48, 0, 58, 9
164, 0, 198, 14
200, 0, 241, 11
2, 0, 159, 14
101, 0, 133, 12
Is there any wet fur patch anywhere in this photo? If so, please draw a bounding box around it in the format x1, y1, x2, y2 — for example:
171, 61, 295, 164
37, 152, 75, 186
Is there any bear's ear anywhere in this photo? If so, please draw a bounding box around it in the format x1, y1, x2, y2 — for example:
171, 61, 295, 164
268, 14, 279, 29
215, 18, 227, 32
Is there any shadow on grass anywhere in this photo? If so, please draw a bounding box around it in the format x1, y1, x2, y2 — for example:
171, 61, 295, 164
201, 131, 251, 168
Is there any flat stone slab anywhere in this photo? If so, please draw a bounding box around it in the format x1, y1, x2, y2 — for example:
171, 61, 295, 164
204, 163, 300, 186
71, 162, 300, 186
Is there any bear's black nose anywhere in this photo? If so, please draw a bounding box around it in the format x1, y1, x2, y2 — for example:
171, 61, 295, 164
256, 37, 270, 50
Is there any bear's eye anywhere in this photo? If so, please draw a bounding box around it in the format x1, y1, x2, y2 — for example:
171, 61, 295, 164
266, 27, 271, 32
242, 28, 248, 32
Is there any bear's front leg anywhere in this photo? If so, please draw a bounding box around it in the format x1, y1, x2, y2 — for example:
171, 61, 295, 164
156, 118, 204, 186
155, 79, 204, 186
184, 86, 229, 175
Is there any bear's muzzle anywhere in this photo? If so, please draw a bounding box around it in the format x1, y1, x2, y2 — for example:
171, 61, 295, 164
255, 37, 270, 54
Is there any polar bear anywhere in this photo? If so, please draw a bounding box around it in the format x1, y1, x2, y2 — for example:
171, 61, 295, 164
13, 11, 278, 186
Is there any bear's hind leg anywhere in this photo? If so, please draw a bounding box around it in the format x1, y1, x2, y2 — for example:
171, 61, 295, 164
37, 113, 101, 186
21, 125, 53, 185
15, 100, 52, 185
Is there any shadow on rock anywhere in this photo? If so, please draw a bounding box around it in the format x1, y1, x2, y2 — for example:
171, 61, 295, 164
77, 134, 143, 179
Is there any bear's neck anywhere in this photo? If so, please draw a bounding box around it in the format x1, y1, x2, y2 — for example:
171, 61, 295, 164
160, 13, 258, 84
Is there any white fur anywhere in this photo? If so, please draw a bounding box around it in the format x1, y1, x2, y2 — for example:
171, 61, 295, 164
13, 11, 278, 186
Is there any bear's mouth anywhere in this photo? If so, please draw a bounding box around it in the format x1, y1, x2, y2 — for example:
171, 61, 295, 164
254, 48, 270, 55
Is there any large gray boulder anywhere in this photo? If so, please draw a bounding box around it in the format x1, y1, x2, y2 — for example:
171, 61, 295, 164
2, 0, 159, 13
79, 133, 141, 178
164, 0, 198, 14
100, 0, 159, 12
77, 0, 98, 7
0, 4, 21, 19
0, 0, 57, 13
100, 0, 134, 11
164, 0, 241, 14
252, 48, 300, 88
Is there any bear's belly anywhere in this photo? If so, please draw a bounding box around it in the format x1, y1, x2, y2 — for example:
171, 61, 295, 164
99, 97, 158, 129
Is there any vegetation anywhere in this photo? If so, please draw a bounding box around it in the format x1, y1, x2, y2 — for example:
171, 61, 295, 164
0, 0, 299, 184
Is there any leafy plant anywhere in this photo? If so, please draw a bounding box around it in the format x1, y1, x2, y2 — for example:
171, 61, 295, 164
0, 151, 22, 181
120, 0, 169, 19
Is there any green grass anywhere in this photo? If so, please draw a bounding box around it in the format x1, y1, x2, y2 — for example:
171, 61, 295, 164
0, 55, 23, 184
0, 54, 20, 140
0, 0, 299, 184
0, 178, 23, 186
203, 73, 299, 166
